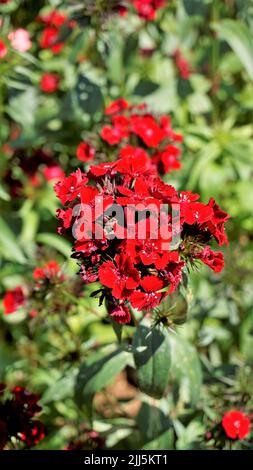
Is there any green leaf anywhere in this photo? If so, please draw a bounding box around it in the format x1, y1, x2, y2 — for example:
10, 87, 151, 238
134, 80, 159, 97
41, 369, 78, 405
214, 20, 253, 79
75, 74, 103, 115
36, 233, 72, 258
6, 86, 39, 128
75, 346, 130, 408
182, 0, 209, 16
137, 403, 172, 443
0, 217, 27, 264
133, 320, 171, 399
167, 333, 202, 407
0, 185, 10, 201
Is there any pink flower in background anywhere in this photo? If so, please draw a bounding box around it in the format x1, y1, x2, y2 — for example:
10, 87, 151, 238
8, 28, 32, 52
43, 165, 65, 182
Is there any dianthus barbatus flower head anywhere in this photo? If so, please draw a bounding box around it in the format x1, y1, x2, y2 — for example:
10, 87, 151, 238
55, 152, 229, 325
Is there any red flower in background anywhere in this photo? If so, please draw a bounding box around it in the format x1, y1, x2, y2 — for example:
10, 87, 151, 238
38, 10, 68, 27
173, 49, 191, 80
105, 98, 129, 115
43, 165, 65, 182
153, 145, 181, 174
40, 72, 60, 93
33, 260, 63, 287
222, 411, 251, 440
76, 142, 96, 162
2, 287, 25, 315
130, 0, 166, 21
39, 26, 64, 53
131, 114, 164, 147
38, 10, 74, 54
0, 40, 7, 59
0, 384, 45, 449
100, 125, 124, 145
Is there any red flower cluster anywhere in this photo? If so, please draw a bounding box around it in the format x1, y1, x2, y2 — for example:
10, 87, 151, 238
2, 286, 25, 315
33, 260, 64, 288
173, 49, 191, 80
55, 155, 229, 324
40, 72, 60, 93
126, 0, 166, 21
222, 411, 251, 440
38, 9, 74, 54
100, 99, 183, 175
0, 385, 45, 450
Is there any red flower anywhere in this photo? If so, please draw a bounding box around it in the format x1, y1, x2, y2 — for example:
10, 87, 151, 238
197, 247, 224, 273
39, 26, 64, 53
116, 146, 155, 181
38, 10, 67, 27
43, 165, 65, 181
29, 309, 39, 318
131, 0, 166, 21
89, 162, 116, 178
130, 276, 165, 310
118, 5, 128, 16
109, 304, 132, 324
54, 168, 88, 204
160, 115, 183, 142
131, 114, 164, 147
2, 287, 25, 315
105, 98, 129, 115
76, 142, 95, 162
33, 260, 63, 287
40, 72, 59, 93
99, 253, 140, 299
20, 420, 45, 447
100, 125, 124, 145
181, 201, 213, 225
57, 207, 73, 230
0, 40, 7, 59
222, 411, 251, 440
205, 198, 230, 246
153, 145, 181, 174
174, 49, 191, 80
